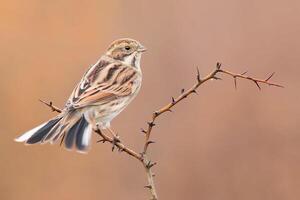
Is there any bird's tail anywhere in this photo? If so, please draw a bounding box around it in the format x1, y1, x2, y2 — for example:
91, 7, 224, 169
15, 111, 93, 153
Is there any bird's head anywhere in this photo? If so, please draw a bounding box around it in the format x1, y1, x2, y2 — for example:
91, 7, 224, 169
106, 38, 146, 68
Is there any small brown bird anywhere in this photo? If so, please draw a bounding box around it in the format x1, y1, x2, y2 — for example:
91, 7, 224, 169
15, 38, 146, 153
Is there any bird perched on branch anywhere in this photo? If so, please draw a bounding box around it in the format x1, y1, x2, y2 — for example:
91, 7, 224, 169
15, 38, 146, 153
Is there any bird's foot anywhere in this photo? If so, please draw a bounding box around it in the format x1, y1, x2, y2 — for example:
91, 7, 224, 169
111, 134, 121, 152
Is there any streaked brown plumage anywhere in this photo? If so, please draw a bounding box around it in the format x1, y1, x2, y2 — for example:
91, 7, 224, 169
15, 38, 146, 153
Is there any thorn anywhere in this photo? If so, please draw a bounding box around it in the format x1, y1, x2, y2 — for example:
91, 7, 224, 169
149, 162, 157, 169
265, 72, 275, 81
97, 139, 106, 143
144, 185, 152, 189
254, 80, 261, 90
171, 97, 175, 104
212, 76, 222, 80
216, 62, 222, 69
146, 161, 157, 169
196, 67, 201, 82
148, 122, 155, 127
49, 102, 55, 111
141, 128, 147, 134
181, 88, 185, 94
234, 78, 237, 90
39, 99, 61, 113
39, 99, 50, 107
146, 141, 155, 146
154, 111, 160, 117
166, 108, 173, 112
241, 71, 248, 75
95, 126, 102, 135
191, 89, 198, 95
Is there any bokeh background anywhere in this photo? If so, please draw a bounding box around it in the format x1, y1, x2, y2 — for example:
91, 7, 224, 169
1, 0, 300, 199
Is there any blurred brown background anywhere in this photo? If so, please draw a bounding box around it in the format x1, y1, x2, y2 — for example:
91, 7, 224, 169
1, 0, 299, 199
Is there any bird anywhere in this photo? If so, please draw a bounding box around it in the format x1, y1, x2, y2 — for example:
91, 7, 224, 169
15, 38, 146, 153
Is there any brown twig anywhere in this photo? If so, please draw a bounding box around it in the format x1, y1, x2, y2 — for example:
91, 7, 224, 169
40, 63, 282, 200
95, 128, 142, 161
94, 128, 158, 199
141, 63, 283, 155
218, 69, 283, 90
39, 99, 62, 113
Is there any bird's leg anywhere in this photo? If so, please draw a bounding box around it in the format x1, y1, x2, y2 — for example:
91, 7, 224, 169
107, 127, 121, 151
95, 128, 107, 143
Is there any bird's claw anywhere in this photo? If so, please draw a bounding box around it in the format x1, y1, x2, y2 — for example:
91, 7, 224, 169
111, 134, 121, 151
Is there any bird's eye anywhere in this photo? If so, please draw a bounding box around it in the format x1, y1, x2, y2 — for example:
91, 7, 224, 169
124, 46, 131, 50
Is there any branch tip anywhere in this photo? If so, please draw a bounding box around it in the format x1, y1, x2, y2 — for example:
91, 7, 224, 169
265, 72, 275, 81
39, 99, 62, 113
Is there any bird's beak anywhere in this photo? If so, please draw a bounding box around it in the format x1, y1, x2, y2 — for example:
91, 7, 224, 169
138, 45, 147, 52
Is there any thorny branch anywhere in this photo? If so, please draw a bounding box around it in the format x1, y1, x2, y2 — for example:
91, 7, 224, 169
39, 99, 62, 113
40, 63, 282, 200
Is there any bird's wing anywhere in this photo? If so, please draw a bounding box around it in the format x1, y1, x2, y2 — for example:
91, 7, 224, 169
65, 59, 141, 110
